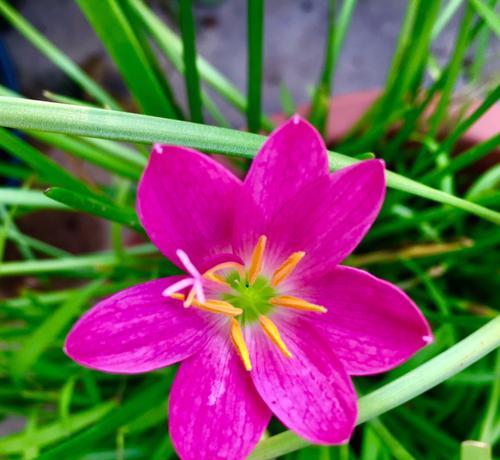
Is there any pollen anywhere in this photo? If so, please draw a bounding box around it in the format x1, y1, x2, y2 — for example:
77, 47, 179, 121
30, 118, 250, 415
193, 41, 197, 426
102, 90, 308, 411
170, 293, 242, 317
230, 318, 252, 371
248, 235, 267, 285
270, 295, 327, 313
259, 315, 292, 358
270, 251, 305, 287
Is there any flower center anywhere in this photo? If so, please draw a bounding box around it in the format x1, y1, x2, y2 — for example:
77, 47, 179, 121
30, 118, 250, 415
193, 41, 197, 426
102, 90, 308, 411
165, 235, 326, 371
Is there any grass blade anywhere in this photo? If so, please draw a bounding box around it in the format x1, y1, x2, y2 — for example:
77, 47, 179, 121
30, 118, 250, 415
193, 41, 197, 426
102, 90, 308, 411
11, 280, 104, 380
179, 0, 204, 123
0, 97, 499, 223
76, 0, 177, 117
309, 0, 357, 134
247, 0, 265, 132
0, 188, 67, 209
45, 187, 142, 231
470, 0, 500, 37
249, 316, 500, 459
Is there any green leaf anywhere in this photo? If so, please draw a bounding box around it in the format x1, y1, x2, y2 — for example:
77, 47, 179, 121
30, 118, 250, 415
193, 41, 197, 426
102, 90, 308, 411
11, 280, 104, 379
461, 441, 492, 460
470, 0, 500, 37
36, 380, 168, 460
179, 0, 204, 123
45, 187, 142, 231
0, 401, 115, 454
126, 0, 275, 130
0, 0, 118, 109
76, 0, 177, 117
0, 188, 67, 209
247, 0, 265, 132
309, 0, 357, 134
0, 97, 498, 223
249, 316, 500, 459
0, 243, 156, 277
0, 128, 90, 194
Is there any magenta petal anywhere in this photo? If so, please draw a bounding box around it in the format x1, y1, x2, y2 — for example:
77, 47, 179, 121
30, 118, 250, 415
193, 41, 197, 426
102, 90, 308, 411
243, 116, 329, 223
169, 330, 271, 460
137, 145, 242, 268
297, 266, 433, 375
266, 159, 386, 274
65, 277, 219, 374
248, 319, 357, 444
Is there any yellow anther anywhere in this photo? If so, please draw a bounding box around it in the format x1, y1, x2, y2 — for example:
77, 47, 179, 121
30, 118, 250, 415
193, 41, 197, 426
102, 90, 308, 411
259, 315, 292, 359
170, 293, 242, 317
270, 251, 305, 287
230, 318, 252, 371
248, 235, 267, 285
203, 261, 245, 287
270, 295, 327, 313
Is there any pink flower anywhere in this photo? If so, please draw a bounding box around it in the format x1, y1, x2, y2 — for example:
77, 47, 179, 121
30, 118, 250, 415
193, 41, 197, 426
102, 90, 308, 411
65, 116, 432, 460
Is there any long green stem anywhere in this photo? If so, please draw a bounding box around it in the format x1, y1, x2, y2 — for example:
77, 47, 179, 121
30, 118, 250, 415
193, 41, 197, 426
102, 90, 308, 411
0, 98, 498, 223
179, 0, 203, 123
249, 316, 500, 459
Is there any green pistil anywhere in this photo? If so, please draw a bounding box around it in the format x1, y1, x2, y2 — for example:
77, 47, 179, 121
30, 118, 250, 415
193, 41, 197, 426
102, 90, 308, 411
222, 274, 276, 324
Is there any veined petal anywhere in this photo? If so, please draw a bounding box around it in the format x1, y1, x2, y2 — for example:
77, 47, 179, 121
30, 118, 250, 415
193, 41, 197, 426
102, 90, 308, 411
137, 145, 242, 269
265, 160, 386, 276
296, 266, 433, 375
248, 318, 357, 444
169, 330, 271, 460
65, 277, 220, 374
241, 116, 329, 223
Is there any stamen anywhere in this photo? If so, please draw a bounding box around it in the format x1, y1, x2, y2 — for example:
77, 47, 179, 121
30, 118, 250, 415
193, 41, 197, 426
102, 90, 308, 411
270, 295, 327, 313
170, 293, 242, 317
230, 318, 252, 371
259, 315, 292, 358
270, 251, 305, 287
248, 235, 267, 285
203, 261, 245, 287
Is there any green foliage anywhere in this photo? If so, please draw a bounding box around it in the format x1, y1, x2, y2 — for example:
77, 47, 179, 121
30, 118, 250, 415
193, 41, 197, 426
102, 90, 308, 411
0, 1, 498, 459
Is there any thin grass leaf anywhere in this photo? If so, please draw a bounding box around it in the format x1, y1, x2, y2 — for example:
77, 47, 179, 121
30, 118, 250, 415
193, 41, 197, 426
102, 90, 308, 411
249, 316, 500, 459
11, 280, 104, 379
479, 350, 500, 442
369, 419, 416, 460
0, 97, 498, 223
0, 402, 116, 455
278, 82, 296, 117
309, 0, 357, 134
0, 243, 156, 277
45, 187, 142, 231
470, 0, 500, 37
179, 0, 204, 123
76, 0, 177, 117
35, 379, 168, 460
0, 128, 90, 194
0, 188, 67, 209
125, 0, 275, 130
461, 441, 492, 460
246, 0, 265, 132
0, 0, 118, 109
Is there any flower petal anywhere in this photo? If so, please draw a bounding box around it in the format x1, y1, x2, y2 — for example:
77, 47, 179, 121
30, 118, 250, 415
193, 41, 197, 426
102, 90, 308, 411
169, 329, 271, 460
137, 145, 242, 268
248, 318, 357, 444
296, 266, 433, 375
65, 277, 219, 374
265, 159, 386, 275
243, 116, 329, 223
